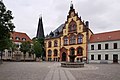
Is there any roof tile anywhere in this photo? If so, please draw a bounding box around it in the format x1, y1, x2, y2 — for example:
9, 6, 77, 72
90, 30, 120, 43
11, 32, 32, 42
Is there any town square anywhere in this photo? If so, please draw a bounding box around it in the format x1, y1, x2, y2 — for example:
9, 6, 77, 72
0, 0, 120, 80
0, 62, 120, 80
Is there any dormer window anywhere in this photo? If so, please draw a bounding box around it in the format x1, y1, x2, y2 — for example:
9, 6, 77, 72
22, 38, 26, 41
15, 37, 20, 40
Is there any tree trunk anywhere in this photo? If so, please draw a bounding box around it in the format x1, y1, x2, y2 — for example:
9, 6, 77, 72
32, 54, 34, 60
11, 51, 13, 60
24, 52, 26, 62
0, 51, 3, 64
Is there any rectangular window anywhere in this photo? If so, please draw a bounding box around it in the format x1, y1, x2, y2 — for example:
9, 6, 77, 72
91, 55, 94, 60
78, 35, 82, 44
98, 44, 101, 50
98, 55, 101, 60
105, 54, 108, 60
114, 43, 117, 49
64, 38, 68, 45
105, 43, 109, 49
91, 45, 94, 50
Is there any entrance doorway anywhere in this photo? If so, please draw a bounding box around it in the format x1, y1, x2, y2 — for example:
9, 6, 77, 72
62, 52, 66, 61
113, 54, 118, 63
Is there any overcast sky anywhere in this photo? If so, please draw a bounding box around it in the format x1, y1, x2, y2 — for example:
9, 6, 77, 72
4, 0, 120, 38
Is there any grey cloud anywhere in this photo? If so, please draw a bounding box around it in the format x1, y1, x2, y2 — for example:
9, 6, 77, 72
4, 0, 120, 38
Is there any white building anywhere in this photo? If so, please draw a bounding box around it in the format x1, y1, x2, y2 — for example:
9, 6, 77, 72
2, 32, 35, 61
88, 30, 120, 63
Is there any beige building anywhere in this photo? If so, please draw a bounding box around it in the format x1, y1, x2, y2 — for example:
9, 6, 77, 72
45, 3, 93, 62
2, 32, 35, 61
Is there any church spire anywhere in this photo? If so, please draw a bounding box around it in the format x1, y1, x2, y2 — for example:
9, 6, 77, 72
70, 1, 74, 10
36, 15, 45, 39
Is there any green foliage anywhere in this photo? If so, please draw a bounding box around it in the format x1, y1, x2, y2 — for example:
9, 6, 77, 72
9, 41, 16, 51
20, 41, 31, 54
20, 41, 31, 61
0, 37, 11, 51
32, 38, 44, 58
0, 1, 15, 52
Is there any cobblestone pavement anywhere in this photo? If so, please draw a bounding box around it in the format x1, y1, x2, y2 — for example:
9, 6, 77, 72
0, 62, 120, 80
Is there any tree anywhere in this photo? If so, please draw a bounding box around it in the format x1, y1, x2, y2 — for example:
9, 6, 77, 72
0, 38, 11, 60
29, 45, 35, 60
9, 41, 16, 59
0, 1, 15, 62
32, 38, 44, 61
20, 41, 31, 62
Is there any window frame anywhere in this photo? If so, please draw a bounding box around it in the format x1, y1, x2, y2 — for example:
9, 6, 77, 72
54, 40, 58, 47
64, 36, 68, 45
48, 50, 52, 56
77, 47, 83, 56
54, 49, 58, 56
77, 35, 83, 44
91, 55, 94, 60
70, 35, 76, 44
98, 44, 101, 50
91, 45, 94, 50
98, 54, 101, 60
48, 41, 52, 48
113, 43, 117, 49
105, 43, 109, 49
105, 54, 108, 60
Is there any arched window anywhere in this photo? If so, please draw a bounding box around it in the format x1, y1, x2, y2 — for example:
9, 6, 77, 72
48, 41, 52, 48
54, 40, 58, 47
48, 50, 52, 56
68, 20, 77, 32
77, 47, 83, 56
54, 49, 58, 56
70, 35, 76, 44
64, 36, 68, 45
78, 35, 82, 43
70, 48, 75, 55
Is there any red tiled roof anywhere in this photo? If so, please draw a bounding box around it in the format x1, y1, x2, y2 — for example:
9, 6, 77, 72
90, 30, 120, 43
11, 32, 32, 42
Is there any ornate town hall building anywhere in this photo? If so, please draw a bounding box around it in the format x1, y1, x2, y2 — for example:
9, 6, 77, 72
45, 3, 93, 62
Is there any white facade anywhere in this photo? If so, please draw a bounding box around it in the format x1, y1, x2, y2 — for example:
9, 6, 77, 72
1, 41, 35, 61
88, 40, 120, 63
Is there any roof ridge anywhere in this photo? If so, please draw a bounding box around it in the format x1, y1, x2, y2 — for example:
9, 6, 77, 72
94, 30, 120, 35
13, 31, 26, 34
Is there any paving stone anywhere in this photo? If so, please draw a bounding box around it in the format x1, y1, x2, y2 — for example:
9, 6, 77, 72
60, 69, 67, 80
0, 62, 120, 80
52, 69, 59, 80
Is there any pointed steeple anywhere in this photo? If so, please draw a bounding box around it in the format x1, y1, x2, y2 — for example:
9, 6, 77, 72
68, 1, 75, 16
70, 1, 74, 10
36, 15, 44, 39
